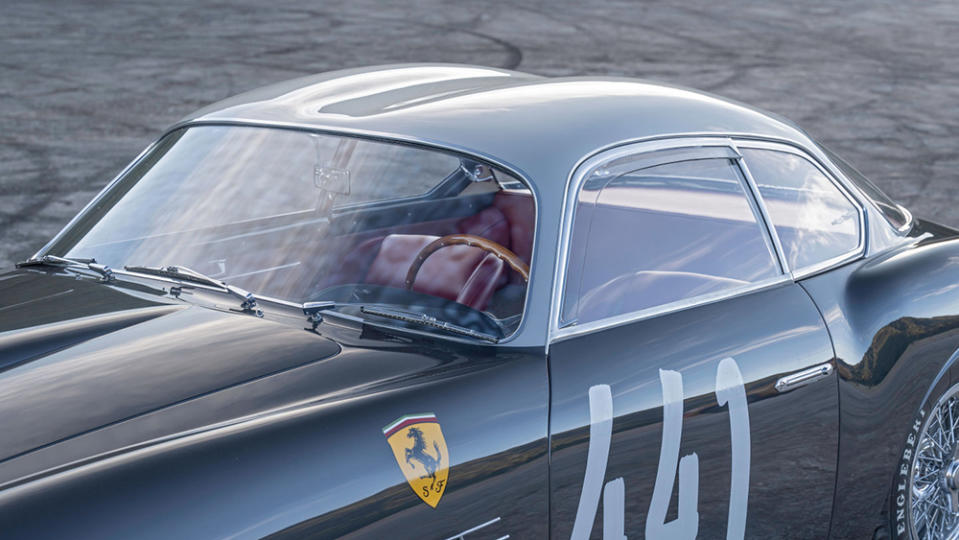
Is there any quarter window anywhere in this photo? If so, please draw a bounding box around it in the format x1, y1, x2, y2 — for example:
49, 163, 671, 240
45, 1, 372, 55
820, 146, 910, 230
741, 148, 861, 271
562, 154, 781, 325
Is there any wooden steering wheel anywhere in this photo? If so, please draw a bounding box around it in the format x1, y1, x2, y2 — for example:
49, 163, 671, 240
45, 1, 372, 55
405, 234, 530, 290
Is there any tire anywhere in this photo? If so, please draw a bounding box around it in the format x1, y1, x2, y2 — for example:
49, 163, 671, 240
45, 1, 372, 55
889, 377, 959, 539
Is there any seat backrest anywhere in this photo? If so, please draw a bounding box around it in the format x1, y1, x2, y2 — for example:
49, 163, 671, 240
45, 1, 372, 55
492, 191, 535, 265
456, 205, 510, 247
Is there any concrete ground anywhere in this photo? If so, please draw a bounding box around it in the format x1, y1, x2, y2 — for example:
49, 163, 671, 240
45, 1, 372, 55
1, 0, 957, 268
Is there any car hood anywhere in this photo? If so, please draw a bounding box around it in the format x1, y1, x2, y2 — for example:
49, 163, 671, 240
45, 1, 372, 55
0, 269, 340, 466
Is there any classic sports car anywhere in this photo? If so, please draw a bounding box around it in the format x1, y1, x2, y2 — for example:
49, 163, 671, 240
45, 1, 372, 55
1, 64, 957, 540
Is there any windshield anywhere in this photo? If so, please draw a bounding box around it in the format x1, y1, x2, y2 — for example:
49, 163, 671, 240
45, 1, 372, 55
48, 125, 535, 336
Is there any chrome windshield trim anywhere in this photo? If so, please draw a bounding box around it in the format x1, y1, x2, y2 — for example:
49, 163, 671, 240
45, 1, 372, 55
32, 139, 161, 260
552, 275, 792, 343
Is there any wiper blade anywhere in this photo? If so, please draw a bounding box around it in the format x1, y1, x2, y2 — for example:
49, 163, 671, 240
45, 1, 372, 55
17, 255, 115, 282
360, 305, 499, 343
125, 264, 260, 315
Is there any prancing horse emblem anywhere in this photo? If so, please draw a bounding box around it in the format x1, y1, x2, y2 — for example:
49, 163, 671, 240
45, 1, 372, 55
383, 413, 450, 507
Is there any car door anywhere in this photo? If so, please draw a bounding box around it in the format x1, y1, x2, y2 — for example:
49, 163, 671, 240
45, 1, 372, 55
547, 140, 843, 538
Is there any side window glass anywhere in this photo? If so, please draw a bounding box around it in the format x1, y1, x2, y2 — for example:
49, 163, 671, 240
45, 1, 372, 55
562, 156, 780, 325
741, 149, 861, 271
820, 146, 910, 230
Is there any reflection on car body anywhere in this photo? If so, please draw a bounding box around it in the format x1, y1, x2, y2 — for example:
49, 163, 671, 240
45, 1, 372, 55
0, 64, 956, 540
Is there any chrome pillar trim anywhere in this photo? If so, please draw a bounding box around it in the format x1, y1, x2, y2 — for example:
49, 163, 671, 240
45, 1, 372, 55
32, 139, 161, 260
774, 363, 834, 393
547, 136, 770, 342
731, 139, 868, 281
730, 140, 791, 275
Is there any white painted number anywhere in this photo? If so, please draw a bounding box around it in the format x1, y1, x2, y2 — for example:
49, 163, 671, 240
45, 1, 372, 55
570, 357, 751, 540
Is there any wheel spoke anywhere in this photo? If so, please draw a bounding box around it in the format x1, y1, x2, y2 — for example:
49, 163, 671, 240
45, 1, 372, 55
909, 386, 959, 540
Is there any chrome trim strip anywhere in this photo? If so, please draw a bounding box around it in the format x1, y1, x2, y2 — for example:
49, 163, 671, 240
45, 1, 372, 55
816, 150, 915, 237
732, 139, 867, 280
548, 137, 742, 334
548, 135, 871, 345
552, 275, 792, 342
775, 363, 834, 393
444, 517, 503, 540
895, 203, 915, 235
730, 141, 790, 274
31, 140, 162, 260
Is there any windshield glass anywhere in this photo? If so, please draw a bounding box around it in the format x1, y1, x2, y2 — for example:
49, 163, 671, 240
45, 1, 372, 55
48, 125, 535, 337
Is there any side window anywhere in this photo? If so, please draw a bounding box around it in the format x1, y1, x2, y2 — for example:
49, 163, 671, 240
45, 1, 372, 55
562, 156, 781, 325
820, 146, 910, 230
741, 148, 862, 271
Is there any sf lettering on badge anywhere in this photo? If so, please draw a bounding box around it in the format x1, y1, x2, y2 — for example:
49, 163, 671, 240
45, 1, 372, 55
571, 357, 751, 540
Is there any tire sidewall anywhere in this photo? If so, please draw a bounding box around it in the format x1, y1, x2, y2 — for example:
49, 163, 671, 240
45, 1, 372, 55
888, 370, 956, 539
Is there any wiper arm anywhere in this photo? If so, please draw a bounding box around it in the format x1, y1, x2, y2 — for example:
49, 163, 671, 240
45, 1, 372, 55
303, 301, 338, 330
125, 264, 260, 315
360, 305, 499, 343
17, 255, 115, 282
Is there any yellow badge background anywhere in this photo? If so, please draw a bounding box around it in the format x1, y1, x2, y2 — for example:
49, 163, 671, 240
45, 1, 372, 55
386, 421, 450, 508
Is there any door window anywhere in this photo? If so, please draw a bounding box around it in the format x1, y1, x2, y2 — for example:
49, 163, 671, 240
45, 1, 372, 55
562, 152, 781, 325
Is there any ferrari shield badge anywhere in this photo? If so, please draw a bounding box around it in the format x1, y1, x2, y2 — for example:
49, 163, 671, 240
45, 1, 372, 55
383, 412, 450, 508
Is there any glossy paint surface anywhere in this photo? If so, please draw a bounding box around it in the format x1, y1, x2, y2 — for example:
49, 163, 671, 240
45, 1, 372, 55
0, 268, 548, 537
800, 219, 959, 537
549, 282, 838, 538
4, 65, 959, 538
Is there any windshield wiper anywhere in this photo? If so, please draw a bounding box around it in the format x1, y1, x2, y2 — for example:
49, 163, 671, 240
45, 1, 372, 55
17, 255, 115, 282
360, 305, 499, 343
124, 264, 260, 315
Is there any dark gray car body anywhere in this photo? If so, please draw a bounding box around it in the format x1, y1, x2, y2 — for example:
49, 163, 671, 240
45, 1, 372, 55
0, 64, 957, 538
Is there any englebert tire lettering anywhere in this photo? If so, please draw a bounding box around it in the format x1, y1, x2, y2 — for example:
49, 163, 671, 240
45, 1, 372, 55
571, 357, 751, 540
895, 409, 925, 537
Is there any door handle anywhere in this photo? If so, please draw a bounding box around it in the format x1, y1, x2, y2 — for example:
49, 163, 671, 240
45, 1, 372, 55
775, 363, 833, 393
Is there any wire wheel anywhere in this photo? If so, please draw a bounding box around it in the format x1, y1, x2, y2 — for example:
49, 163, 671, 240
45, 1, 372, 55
910, 386, 959, 540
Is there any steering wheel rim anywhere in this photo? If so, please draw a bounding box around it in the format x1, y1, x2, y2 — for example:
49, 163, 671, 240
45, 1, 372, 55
404, 234, 530, 290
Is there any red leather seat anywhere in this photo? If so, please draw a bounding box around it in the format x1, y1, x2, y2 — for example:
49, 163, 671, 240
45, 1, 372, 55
356, 191, 534, 311
492, 191, 534, 265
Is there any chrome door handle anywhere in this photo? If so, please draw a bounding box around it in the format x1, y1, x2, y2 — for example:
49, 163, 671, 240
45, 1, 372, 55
775, 363, 834, 393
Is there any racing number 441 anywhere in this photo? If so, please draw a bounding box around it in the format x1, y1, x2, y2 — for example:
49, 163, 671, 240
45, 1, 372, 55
571, 357, 751, 540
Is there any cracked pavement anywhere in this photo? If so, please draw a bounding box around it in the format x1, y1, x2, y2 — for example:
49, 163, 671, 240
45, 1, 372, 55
1, 0, 958, 268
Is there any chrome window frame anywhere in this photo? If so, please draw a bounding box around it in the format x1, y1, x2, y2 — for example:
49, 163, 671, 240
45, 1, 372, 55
548, 135, 867, 344
733, 139, 867, 280
816, 147, 914, 236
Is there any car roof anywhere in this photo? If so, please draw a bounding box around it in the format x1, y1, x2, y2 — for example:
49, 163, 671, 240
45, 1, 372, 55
178, 64, 817, 185
176, 65, 829, 349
